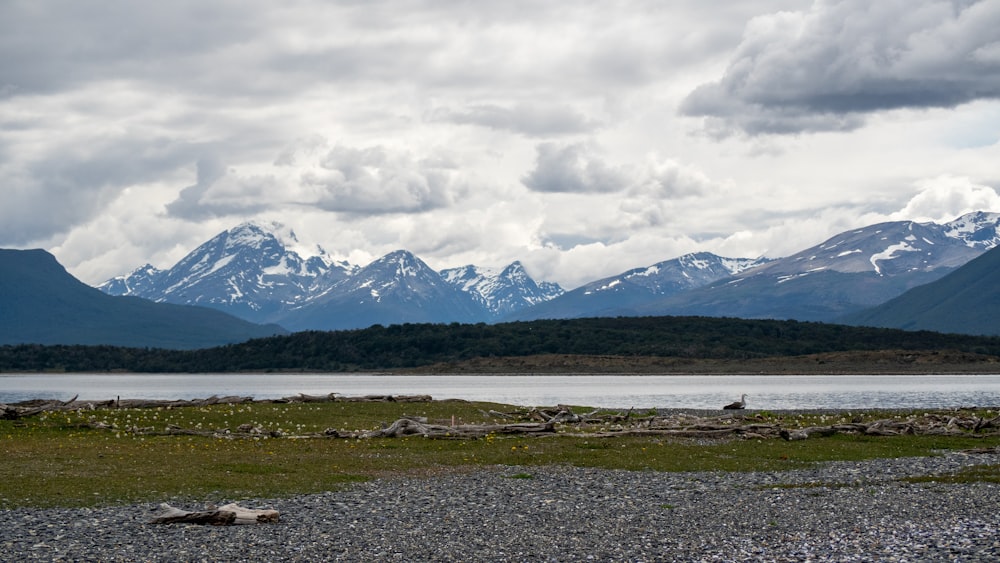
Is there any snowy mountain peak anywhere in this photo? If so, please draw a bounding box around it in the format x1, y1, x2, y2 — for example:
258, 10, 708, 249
748, 217, 992, 279
943, 211, 1000, 249
373, 250, 427, 278
100, 222, 354, 322
499, 261, 530, 280
439, 261, 565, 319
226, 220, 330, 260
97, 263, 165, 296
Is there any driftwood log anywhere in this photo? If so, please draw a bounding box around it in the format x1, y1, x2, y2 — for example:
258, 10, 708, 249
2, 393, 437, 419
320, 417, 558, 439
8, 392, 1000, 443
276, 393, 434, 403
149, 503, 279, 525
65, 409, 1000, 442
1, 395, 79, 419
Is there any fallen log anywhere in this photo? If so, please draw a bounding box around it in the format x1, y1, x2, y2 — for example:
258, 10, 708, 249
1, 395, 78, 419
332, 417, 559, 439
975, 414, 1000, 432
282, 392, 340, 403
780, 426, 839, 441
150, 503, 279, 525
345, 394, 434, 402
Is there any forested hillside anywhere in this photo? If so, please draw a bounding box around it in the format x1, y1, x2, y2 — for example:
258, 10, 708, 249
3, 316, 1000, 373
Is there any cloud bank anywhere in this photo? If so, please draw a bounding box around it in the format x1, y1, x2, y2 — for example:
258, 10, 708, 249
681, 0, 1000, 136
0, 0, 997, 290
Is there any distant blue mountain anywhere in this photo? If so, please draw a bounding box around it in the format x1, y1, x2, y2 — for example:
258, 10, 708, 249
633, 214, 999, 322
509, 252, 768, 321
841, 245, 1000, 335
0, 248, 286, 349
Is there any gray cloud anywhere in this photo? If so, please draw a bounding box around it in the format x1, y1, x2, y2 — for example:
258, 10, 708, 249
522, 144, 715, 200
0, 134, 202, 244
681, 0, 1000, 135
165, 157, 228, 220
521, 143, 631, 194
429, 103, 602, 137
302, 145, 464, 214
2, 0, 998, 291
165, 157, 281, 220
633, 158, 714, 199
0, 2, 261, 96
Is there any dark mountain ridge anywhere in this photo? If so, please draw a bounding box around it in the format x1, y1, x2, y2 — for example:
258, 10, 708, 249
0, 248, 286, 349
842, 245, 1000, 335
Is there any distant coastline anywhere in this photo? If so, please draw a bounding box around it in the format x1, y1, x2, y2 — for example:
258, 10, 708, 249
393, 350, 1000, 375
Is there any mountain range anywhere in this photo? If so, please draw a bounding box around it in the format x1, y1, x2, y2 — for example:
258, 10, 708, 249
2, 210, 995, 351
95, 212, 1000, 336
99, 221, 565, 330
629, 216, 994, 322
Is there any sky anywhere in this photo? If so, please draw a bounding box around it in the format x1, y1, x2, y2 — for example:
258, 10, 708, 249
2, 0, 1000, 290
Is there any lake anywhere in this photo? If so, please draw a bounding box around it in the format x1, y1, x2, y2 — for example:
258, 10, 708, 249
3, 373, 1000, 410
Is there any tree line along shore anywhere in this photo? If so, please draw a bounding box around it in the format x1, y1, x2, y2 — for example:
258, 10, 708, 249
2, 316, 1000, 373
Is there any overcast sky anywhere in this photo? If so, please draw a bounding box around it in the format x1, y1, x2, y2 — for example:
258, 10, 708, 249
3, 0, 999, 289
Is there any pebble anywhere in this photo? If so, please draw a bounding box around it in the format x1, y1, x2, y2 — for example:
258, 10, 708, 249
2, 451, 999, 561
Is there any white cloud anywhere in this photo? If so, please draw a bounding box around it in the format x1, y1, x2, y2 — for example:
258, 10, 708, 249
892, 176, 1000, 223
0, 0, 998, 294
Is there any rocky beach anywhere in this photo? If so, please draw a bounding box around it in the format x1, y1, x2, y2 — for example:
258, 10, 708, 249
4, 449, 999, 562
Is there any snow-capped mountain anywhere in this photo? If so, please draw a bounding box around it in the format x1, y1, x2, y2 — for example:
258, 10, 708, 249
99, 221, 354, 324
511, 252, 769, 321
99, 223, 565, 330
942, 210, 1000, 249
98, 264, 165, 296
634, 212, 1000, 322
97, 211, 1000, 332
275, 250, 486, 331
440, 261, 565, 320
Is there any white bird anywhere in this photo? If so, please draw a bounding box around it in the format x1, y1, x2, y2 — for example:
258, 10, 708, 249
722, 394, 747, 410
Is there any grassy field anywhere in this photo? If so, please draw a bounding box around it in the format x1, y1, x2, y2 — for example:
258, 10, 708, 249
3, 400, 999, 509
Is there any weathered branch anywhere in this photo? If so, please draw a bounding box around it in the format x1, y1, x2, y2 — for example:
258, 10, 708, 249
1, 394, 78, 419
149, 503, 279, 525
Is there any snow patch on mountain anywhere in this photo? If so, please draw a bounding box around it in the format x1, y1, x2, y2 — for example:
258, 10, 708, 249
870, 241, 920, 275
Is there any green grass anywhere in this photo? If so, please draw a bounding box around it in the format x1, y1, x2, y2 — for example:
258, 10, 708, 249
2, 402, 998, 508
900, 464, 1000, 485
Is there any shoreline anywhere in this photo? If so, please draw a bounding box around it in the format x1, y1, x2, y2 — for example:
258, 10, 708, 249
4, 350, 1000, 377
393, 350, 1000, 375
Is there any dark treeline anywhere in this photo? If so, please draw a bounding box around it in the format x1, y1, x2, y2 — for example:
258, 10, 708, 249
3, 316, 1000, 373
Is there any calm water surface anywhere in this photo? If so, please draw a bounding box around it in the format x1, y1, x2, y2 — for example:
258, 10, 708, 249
3, 373, 1000, 409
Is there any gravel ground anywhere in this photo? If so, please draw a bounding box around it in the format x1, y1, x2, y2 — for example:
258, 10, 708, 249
3, 450, 1000, 562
